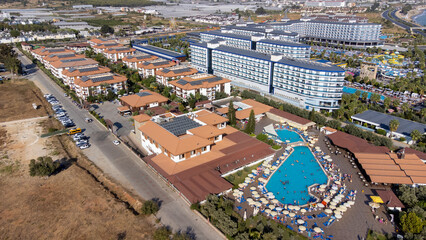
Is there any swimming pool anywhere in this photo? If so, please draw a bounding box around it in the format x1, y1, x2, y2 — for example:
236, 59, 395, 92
276, 129, 304, 143
343, 86, 385, 101
265, 146, 328, 205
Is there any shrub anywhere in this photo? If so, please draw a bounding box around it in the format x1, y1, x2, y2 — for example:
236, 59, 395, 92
29, 156, 60, 177
141, 200, 159, 215
376, 129, 387, 136
272, 145, 282, 150
190, 202, 200, 211
400, 137, 406, 142
153, 226, 171, 240
48, 128, 58, 133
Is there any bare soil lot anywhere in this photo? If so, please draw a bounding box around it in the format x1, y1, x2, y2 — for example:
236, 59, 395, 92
0, 83, 155, 239
0, 79, 52, 122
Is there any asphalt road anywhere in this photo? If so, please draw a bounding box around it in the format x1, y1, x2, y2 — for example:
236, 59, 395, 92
16, 49, 223, 240
382, 9, 426, 37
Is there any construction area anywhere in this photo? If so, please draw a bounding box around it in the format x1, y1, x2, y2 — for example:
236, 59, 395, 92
0, 79, 155, 239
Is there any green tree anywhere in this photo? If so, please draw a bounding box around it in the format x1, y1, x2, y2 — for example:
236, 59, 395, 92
100, 24, 114, 35
370, 93, 381, 104
178, 103, 185, 113
141, 200, 160, 215
361, 92, 369, 102
410, 130, 422, 143
400, 212, 424, 234
255, 7, 266, 15
29, 156, 60, 177
389, 119, 400, 138
153, 226, 171, 240
308, 108, 316, 121
392, 99, 400, 108
10, 29, 20, 37
228, 101, 236, 126
244, 109, 255, 134
383, 97, 391, 109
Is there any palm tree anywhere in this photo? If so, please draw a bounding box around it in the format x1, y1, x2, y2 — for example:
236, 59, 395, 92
389, 119, 400, 138
410, 130, 422, 144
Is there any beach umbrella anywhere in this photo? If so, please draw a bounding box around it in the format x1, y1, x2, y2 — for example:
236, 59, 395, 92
335, 181, 341, 185
326, 158, 332, 162
267, 195, 275, 199
260, 197, 267, 202
233, 189, 240, 193
369, 202, 380, 209
347, 201, 355, 206
314, 227, 322, 233
343, 202, 351, 208
330, 190, 337, 194
232, 192, 239, 197
272, 199, 279, 204
250, 186, 256, 191
332, 199, 340, 204
300, 209, 307, 214
329, 205, 336, 209
283, 210, 289, 215
297, 219, 305, 225
332, 186, 338, 190
337, 206, 347, 212
247, 198, 253, 202
317, 203, 325, 208
288, 205, 294, 210
329, 202, 337, 206
252, 169, 258, 173
325, 209, 333, 214
238, 183, 245, 188
289, 213, 296, 217
270, 211, 277, 217
323, 198, 330, 203
265, 209, 272, 214
276, 207, 283, 211
293, 206, 301, 211
318, 188, 326, 192
335, 214, 342, 219
299, 226, 306, 232
337, 194, 345, 198
334, 210, 341, 215
320, 184, 327, 188
248, 201, 256, 206
248, 174, 254, 178
255, 202, 262, 207
269, 205, 275, 210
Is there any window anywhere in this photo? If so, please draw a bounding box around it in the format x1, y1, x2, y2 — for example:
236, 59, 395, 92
179, 154, 185, 160
191, 150, 196, 156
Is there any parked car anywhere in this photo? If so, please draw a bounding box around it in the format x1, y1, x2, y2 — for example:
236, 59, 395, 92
113, 140, 120, 145
79, 144, 90, 149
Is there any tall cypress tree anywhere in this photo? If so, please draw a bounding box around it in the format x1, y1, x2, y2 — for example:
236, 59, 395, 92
245, 109, 255, 134
228, 101, 236, 126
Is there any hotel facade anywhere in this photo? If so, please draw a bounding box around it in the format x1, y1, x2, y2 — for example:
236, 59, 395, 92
190, 41, 344, 111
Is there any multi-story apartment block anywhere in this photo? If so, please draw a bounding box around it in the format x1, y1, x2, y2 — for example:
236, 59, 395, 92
61, 66, 111, 88
103, 47, 136, 62
169, 73, 231, 100
190, 41, 344, 111
73, 73, 127, 99
92, 42, 123, 54
31, 47, 75, 62
43, 53, 85, 70
88, 38, 117, 47
122, 53, 158, 69
49, 58, 98, 79
137, 59, 176, 78
155, 65, 198, 86
199, 30, 310, 59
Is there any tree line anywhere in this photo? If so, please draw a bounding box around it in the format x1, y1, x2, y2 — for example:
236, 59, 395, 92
0, 44, 21, 75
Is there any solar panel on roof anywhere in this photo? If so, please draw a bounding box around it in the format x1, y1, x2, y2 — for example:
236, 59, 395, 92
91, 75, 114, 82
172, 68, 191, 74
79, 67, 100, 73
48, 49, 66, 53
57, 54, 76, 58
176, 79, 188, 85
159, 116, 201, 136
136, 92, 152, 97
162, 69, 171, 73
68, 68, 76, 72
62, 58, 86, 63
152, 61, 170, 66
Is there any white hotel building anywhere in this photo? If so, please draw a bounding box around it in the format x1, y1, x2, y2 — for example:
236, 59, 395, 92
190, 40, 345, 111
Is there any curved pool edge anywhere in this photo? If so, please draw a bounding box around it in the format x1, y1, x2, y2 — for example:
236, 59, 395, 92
264, 145, 331, 207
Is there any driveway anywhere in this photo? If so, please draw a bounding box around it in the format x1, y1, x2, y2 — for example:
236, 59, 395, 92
16, 48, 223, 240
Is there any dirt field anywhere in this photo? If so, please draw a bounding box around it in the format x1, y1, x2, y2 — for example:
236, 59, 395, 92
0, 79, 52, 122
0, 82, 156, 239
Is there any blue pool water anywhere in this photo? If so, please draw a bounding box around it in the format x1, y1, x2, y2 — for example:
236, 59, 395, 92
266, 146, 328, 205
276, 129, 303, 143
343, 86, 385, 101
